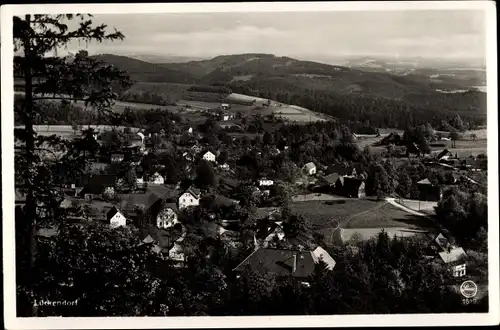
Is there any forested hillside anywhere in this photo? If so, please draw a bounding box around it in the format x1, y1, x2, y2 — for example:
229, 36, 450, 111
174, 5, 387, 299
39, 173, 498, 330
92, 53, 488, 128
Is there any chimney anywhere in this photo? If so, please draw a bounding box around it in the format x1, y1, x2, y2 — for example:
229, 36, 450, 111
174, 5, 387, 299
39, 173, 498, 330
292, 253, 297, 273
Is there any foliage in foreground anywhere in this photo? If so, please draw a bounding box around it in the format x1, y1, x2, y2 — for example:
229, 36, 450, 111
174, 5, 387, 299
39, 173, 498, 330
17, 225, 488, 316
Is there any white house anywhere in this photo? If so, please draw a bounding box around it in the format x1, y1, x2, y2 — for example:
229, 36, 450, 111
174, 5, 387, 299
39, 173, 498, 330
178, 186, 201, 209
136, 177, 144, 185
107, 207, 126, 228
187, 127, 193, 134
169, 242, 185, 263
302, 162, 317, 176
220, 103, 230, 111
149, 172, 165, 185
219, 163, 230, 170
258, 178, 274, 187
202, 151, 216, 162
156, 203, 179, 229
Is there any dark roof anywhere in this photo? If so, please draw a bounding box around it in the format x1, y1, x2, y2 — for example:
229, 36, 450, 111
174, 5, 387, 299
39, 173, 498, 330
80, 174, 117, 195
437, 149, 452, 160
106, 206, 120, 221
164, 202, 178, 212
407, 142, 421, 154
343, 177, 364, 190
185, 186, 201, 198
233, 248, 317, 279
321, 173, 341, 185
328, 164, 355, 176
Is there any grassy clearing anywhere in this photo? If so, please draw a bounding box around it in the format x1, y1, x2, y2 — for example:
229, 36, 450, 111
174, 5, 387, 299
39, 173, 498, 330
290, 199, 380, 230
343, 202, 436, 229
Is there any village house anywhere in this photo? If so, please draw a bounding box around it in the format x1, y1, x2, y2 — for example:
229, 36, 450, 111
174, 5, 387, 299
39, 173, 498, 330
79, 174, 117, 200
302, 162, 317, 176
318, 173, 344, 192
461, 157, 487, 172
220, 103, 230, 111
178, 186, 201, 209
434, 233, 468, 278
342, 177, 366, 198
219, 163, 230, 171
187, 127, 193, 134
220, 112, 235, 121
202, 150, 217, 162
156, 203, 179, 229
436, 149, 453, 161
148, 172, 165, 185
258, 178, 274, 187
233, 247, 335, 282
190, 144, 203, 154
107, 206, 126, 228
406, 142, 422, 157
110, 153, 125, 164
169, 242, 186, 264
417, 178, 442, 201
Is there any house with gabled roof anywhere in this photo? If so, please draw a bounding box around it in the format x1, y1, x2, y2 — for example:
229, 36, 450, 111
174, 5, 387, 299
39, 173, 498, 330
302, 162, 317, 176
148, 172, 165, 185
406, 142, 422, 157
79, 174, 117, 200
342, 177, 366, 198
417, 178, 442, 201
107, 206, 126, 228
178, 186, 201, 209
436, 149, 453, 161
156, 203, 179, 229
202, 150, 217, 162
233, 247, 335, 282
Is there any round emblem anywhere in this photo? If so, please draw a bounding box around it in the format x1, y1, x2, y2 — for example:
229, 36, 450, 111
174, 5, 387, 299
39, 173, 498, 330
460, 280, 478, 299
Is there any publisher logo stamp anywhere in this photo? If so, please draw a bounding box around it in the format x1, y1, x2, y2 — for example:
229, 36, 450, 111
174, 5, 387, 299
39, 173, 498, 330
460, 280, 478, 299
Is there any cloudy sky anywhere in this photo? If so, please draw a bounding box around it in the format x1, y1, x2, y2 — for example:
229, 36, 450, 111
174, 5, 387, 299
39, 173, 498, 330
59, 10, 486, 61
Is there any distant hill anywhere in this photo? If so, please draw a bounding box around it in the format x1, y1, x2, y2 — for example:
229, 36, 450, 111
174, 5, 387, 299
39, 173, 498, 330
158, 53, 477, 99
92, 54, 197, 84
94, 53, 487, 128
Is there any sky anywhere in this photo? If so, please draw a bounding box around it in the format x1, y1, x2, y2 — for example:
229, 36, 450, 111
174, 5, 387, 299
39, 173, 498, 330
52, 10, 486, 61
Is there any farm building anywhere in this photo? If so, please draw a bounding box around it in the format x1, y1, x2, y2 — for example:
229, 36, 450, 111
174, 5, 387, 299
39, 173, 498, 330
302, 162, 317, 176
417, 178, 442, 201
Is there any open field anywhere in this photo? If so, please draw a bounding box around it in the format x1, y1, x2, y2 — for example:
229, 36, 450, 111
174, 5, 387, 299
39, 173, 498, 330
343, 202, 436, 229
227, 93, 269, 103
396, 199, 438, 214
292, 198, 439, 246
290, 199, 381, 230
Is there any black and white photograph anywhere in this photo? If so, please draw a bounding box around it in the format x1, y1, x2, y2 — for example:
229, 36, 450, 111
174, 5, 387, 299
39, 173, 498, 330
2, 1, 498, 328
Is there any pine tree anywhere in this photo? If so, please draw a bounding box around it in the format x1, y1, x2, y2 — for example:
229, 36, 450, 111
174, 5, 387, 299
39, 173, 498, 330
14, 14, 131, 316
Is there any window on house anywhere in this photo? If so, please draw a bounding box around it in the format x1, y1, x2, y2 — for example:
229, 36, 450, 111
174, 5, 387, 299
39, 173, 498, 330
454, 264, 466, 277
190, 198, 193, 203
